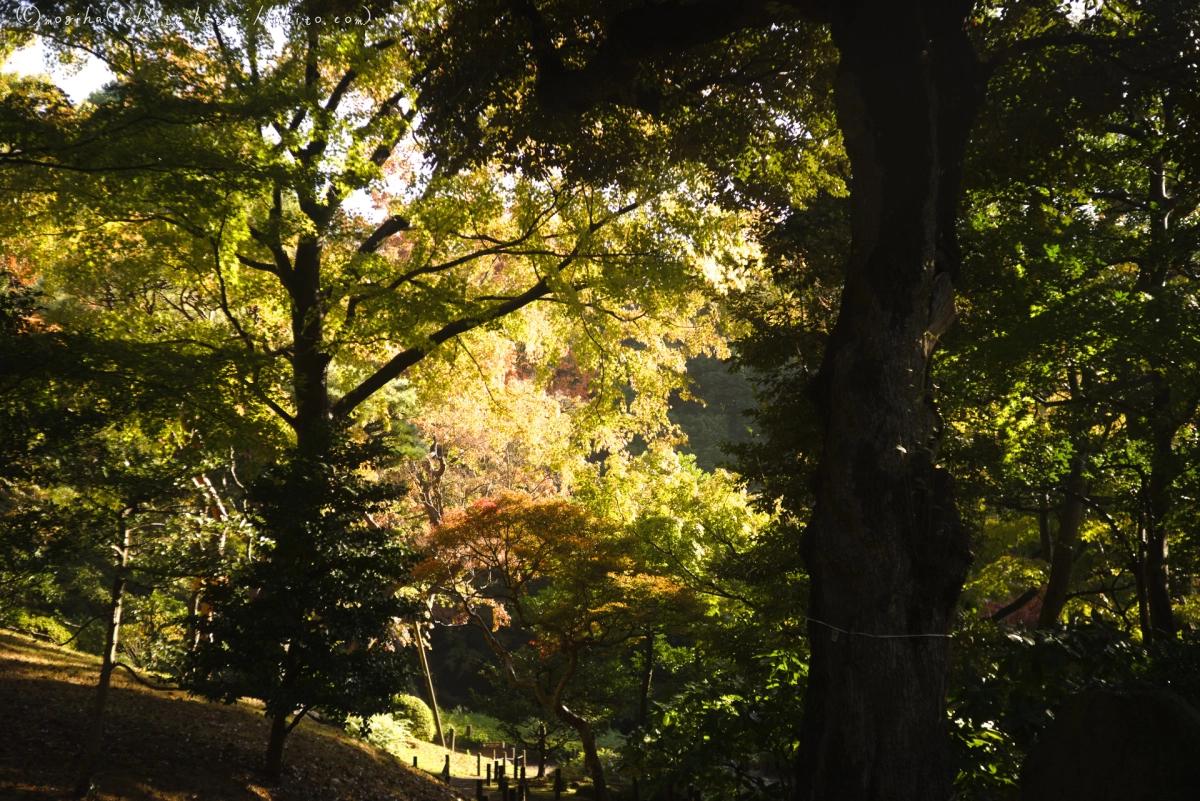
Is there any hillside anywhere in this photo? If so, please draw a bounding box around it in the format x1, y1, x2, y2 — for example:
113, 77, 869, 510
0, 631, 464, 801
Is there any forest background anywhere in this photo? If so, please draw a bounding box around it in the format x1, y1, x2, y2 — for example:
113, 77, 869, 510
1, 1, 1199, 800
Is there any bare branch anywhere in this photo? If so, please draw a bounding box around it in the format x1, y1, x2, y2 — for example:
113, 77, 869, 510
235, 253, 280, 275
333, 276, 552, 416
358, 215, 411, 254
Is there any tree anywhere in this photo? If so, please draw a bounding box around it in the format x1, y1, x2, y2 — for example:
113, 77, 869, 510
579, 451, 799, 800
409, 3, 1197, 794
5, 0, 752, 779
0, 268, 252, 796
411, 2, 980, 793
65, 419, 211, 798
420, 491, 699, 801
187, 427, 420, 779
474, 666, 579, 779
943, 0, 1200, 640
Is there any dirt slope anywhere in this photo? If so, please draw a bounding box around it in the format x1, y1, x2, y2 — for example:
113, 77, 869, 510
0, 630, 465, 801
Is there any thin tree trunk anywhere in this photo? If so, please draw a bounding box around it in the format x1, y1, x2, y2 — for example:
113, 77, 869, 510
414, 622, 446, 747
638, 631, 655, 725
1038, 450, 1089, 628
265, 711, 289, 780
1135, 544, 1152, 642
537, 722, 547, 778
186, 576, 202, 650
263, 707, 309, 781
633, 632, 655, 801
73, 513, 133, 799
1145, 422, 1178, 640
574, 718, 608, 801
1037, 503, 1052, 562
800, 3, 977, 798
1145, 524, 1174, 639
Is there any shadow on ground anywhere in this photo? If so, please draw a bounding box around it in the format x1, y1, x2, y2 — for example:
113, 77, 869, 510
0, 631, 463, 801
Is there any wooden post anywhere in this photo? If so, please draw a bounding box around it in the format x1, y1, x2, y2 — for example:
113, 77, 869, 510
554, 768, 563, 801
450, 727, 457, 753
412, 622, 446, 748
477, 779, 484, 799
443, 754, 452, 784
477, 752, 483, 776
467, 724, 474, 737
499, 776, 509, 801
414, 756, 419, 769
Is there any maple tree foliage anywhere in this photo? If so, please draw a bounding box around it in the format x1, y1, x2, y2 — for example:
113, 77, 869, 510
419, 490, 699, 800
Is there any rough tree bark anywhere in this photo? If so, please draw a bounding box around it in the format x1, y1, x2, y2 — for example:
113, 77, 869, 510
491, 0, 988, 789
73, 510, 133, 799
290, 235, 332, 454
799, 2, 977, 798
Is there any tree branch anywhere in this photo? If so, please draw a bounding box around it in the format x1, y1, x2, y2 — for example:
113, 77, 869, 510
986, 588, 1040, 622
235, 253, 280, 275
515, 0, 821, 113
333, 277, 552, 416
358, 215, 411, 254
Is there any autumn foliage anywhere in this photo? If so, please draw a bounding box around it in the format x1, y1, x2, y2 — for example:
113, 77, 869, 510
416, 490, 698, 801
419, 491, 696, 648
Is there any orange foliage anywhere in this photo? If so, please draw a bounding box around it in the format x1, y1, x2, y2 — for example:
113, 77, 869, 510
419, 491, 699, 654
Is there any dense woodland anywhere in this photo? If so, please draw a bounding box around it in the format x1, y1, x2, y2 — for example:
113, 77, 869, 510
1, 1, 1199, 799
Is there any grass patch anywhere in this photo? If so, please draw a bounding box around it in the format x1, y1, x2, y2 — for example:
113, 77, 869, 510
441, 709, 506, 747
0, 629, 463, 801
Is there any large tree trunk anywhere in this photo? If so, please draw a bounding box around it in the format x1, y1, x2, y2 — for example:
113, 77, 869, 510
290, 236, 331, 454
73, 513, 133, 799
800, 3, 977, 799
1037, 450, 1089, 628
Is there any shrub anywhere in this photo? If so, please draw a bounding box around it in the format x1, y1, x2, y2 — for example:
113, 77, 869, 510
394, 694, 436, 741
346, 713, 412, 754
443, 707, 506, 745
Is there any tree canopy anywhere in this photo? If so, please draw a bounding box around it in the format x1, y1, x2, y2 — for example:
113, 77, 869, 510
1, 1, 1199, 800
